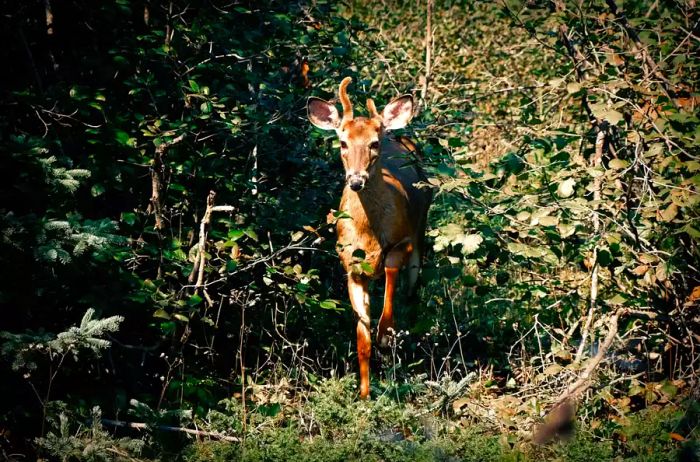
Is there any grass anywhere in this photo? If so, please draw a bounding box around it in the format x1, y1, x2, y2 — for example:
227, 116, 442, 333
35, 377, 698, 461
178, 377, 697, 462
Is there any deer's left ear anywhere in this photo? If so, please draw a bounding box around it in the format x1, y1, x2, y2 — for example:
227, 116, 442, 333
307, 97, 340, 130
382, 95, 414, 130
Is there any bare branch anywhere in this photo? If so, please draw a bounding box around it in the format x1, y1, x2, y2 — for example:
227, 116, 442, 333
605, 0, 679, 108
101, 419, 240, 442
188, 191, 235, 290
419, 0, 433, 111
558, 310, 621, 406
148, 134, 185, 230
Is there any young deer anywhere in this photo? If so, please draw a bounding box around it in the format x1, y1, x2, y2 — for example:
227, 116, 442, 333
307, 77, 431, 398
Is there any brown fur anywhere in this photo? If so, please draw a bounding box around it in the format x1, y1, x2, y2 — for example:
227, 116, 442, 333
308, 78, 431, 398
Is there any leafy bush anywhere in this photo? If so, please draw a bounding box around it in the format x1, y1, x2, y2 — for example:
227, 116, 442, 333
36, 406, 145, 462
1, 0, 698, 460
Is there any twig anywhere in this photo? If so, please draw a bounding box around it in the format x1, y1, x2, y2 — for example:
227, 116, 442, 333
183, 52, 251, 75
100, 419, 240, 442
164, 2, 173, 46
604, 0, 679, 108
419, 0, 433, 111
194, 191, 215, 288
576, 127, 606, 362
148, 134, 185, 230
557, 25, 597, 125
558, 22, 614, 364
644, 0, 659, 18
558, 310, 621, 406
239, 299, 247, 435
188, 191, 235, 288
499, 0, 558, 52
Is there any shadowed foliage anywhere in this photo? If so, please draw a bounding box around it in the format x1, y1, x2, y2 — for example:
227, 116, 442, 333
0, 0, 698, 460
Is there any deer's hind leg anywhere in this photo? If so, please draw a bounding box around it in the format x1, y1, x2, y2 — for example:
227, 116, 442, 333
377, 241, 413, 349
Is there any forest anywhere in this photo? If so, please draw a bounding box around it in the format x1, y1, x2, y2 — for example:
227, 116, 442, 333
0, 0, 698, 460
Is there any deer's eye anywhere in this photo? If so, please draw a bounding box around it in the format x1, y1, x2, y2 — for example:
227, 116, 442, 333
369, 141, 379, 151
340, 141, 348, 149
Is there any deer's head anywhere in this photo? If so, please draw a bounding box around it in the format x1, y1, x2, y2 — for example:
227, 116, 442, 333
307, 77, 414, 192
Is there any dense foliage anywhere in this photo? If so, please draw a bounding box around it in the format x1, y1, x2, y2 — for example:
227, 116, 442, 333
0, 0, 698, 460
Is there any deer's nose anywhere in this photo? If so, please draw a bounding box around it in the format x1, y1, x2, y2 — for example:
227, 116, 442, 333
346, 171, 367, 191
346, 171, 368, 191
349, 178, 365, 191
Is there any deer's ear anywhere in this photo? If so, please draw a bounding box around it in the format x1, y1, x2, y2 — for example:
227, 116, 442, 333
307, 97, 340, 130
382, 95, 414, 130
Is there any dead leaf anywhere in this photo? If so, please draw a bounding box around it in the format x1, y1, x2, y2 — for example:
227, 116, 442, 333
659, 203, 678, 222
669, 432, 686, 442
688, 286, 700, 302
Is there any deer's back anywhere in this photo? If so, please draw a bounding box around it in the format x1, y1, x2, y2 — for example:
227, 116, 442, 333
381, 137, 432, 226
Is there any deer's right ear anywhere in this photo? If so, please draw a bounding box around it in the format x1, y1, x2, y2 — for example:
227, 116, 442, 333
307, 97, 340, 130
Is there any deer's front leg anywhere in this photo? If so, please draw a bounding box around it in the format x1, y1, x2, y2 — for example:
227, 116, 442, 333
377, 242, 413, 348
348, 275, 371, 399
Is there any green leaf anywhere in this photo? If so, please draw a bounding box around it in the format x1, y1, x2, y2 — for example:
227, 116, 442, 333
608, 159, 629, 170
173, 313, 190, 323
114, 129, 131, 145
681, 225, 700, 239
589, 102, 624, 125
557, 178, 576, 198
558, 222, 576, 238
319, 300, 342, 311
243, 229, 258, 241
90, 184, 106, 197
538, 216, 559, 227
658, 380, 678, 399
460, 234, 483, 255
596, 249, 612, 266
153, 309, 170, 320
228, 229, 245, 240
606, 293, 627, 305
359, 261, 374, 276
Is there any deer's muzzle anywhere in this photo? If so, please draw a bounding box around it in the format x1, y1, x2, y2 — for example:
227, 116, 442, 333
346, 172, 368, 191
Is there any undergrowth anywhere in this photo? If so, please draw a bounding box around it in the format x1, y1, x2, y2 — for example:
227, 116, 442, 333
35, 377, 699, 461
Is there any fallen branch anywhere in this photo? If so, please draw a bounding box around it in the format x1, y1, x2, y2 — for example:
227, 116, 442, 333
534, 310, 621, 443
560, 310, 620, 404
101, 418, 240, 443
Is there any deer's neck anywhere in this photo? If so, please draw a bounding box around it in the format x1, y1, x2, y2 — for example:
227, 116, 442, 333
352, 162, 391, 226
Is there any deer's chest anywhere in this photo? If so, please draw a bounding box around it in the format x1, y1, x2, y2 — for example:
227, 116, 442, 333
336, 192, 405, 277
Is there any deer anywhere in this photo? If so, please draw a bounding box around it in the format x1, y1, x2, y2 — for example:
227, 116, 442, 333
307, 77, 432, 399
